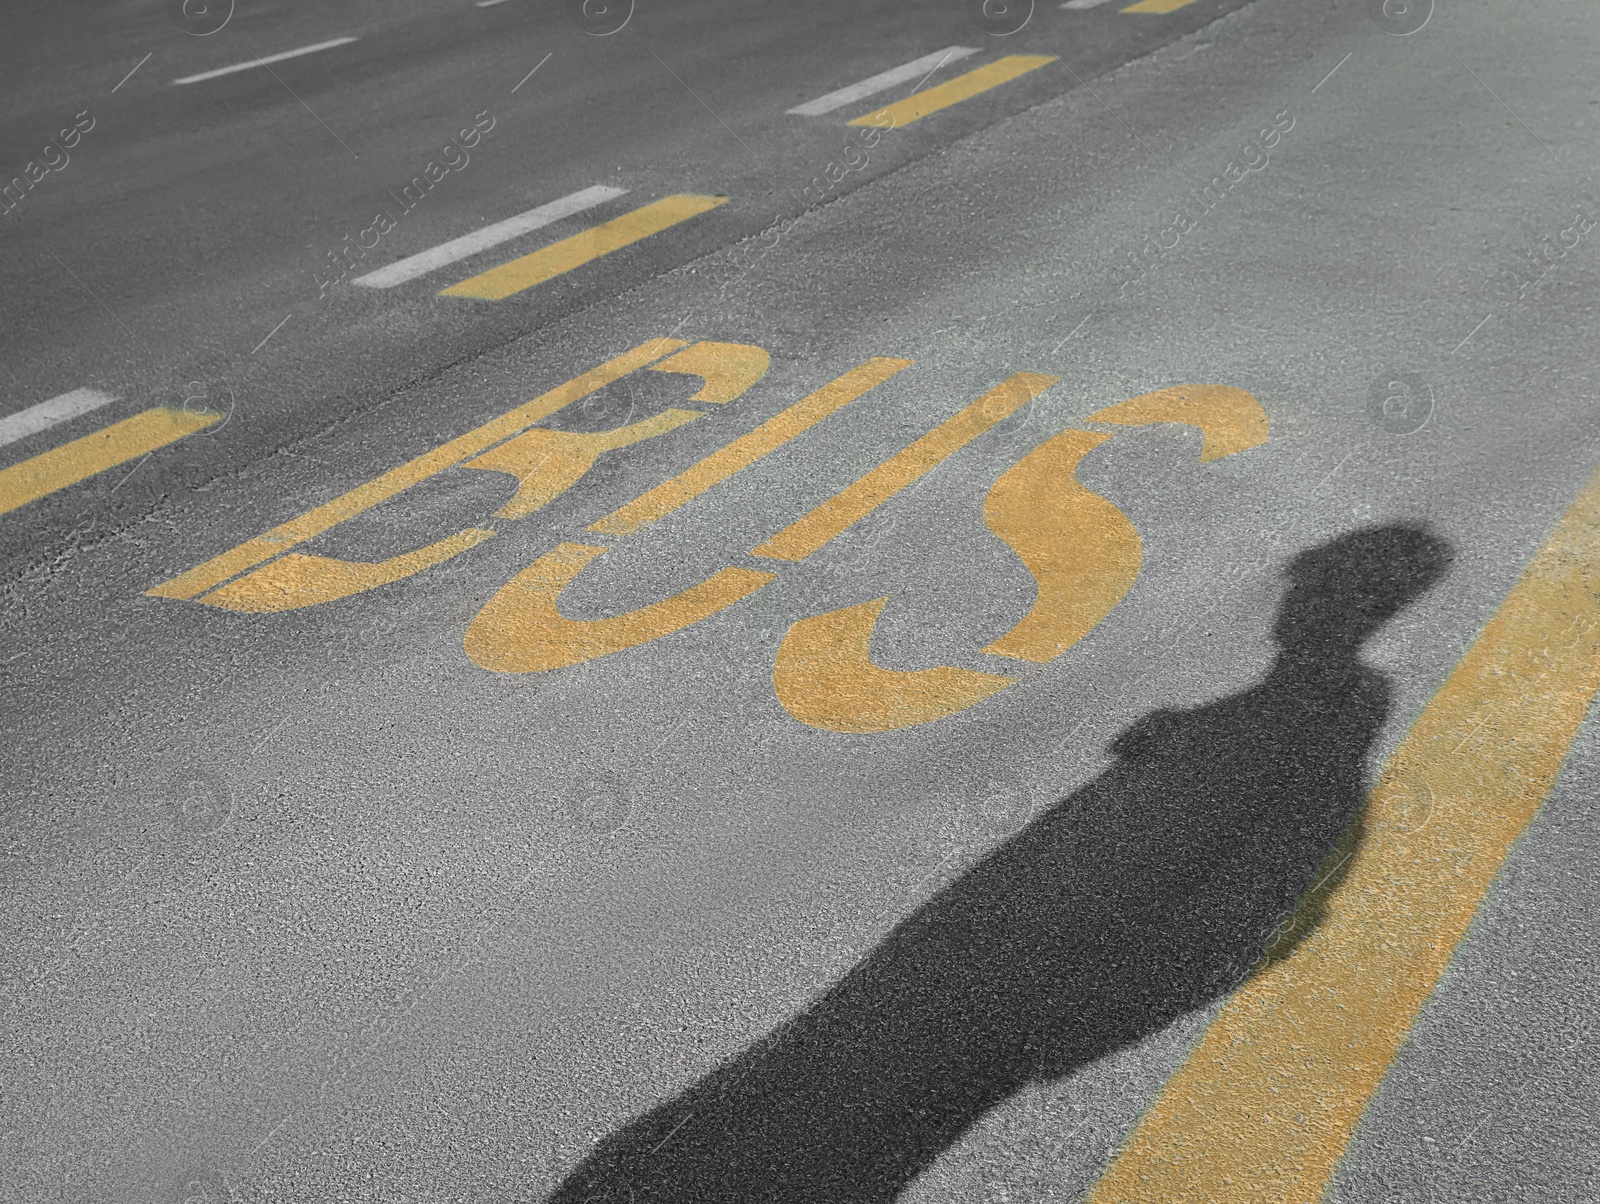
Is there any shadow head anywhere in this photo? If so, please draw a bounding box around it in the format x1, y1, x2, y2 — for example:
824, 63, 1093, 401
1273, 522, 1454, 653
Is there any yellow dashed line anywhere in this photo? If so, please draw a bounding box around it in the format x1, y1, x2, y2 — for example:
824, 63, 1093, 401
1120, 0, 1202, 12
439, 194, 728, 300
1086, 457, 1600, 1203
0, 407, 220, 517
848, 55, 1057, 130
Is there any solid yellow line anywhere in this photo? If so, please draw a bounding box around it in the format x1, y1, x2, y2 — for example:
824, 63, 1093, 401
750, 372, 1059, 562
1086, 460, 1600, 1204
587, 358, 912, 538
146, 339, 685, 601
1121, 0, 1200, 12
439, 194, 729, 300
0, 407, 220, 517
847, 55, 1056, 129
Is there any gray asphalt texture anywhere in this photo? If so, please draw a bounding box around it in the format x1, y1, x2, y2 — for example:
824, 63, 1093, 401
4, 0, 1600, 1201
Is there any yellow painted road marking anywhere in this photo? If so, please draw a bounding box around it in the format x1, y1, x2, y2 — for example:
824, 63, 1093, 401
847, 55, 1057, 130
787, 47, 980, 117
197, 411, 712, 613
469, 408, 707, 522
980, 429, 1142, 663
750, 372, 1060, 562
647, 341, 771, 405
464, 542, 776, 673
773, 597, 1018, 732
770, 383, 1269, 729
589, 358, 912, 538
175, 341, 771, 614
200, 528, 497, 614
1086, 458, 1600, 1203
0, 407, 220, 517
470, 368, 1050, 676
146, 338, 685, 602
1087, 383, 1269, 463
982, 387, 1267, 663
352, 185, 628, 289
1119, 0, 1201, 12
439, 195, 729, 300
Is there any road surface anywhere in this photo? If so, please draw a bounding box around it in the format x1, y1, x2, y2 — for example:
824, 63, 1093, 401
3, 0, 1598, 1201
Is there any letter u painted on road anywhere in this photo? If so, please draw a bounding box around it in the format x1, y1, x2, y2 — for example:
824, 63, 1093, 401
464, 369, 1268, 736
461, 370, 1053, 675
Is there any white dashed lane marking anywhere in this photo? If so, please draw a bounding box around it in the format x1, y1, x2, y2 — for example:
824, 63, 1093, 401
0, 388, 115, 449
171, 37, 359, 86
352, 185, 629, 289
786, 47, 980, 117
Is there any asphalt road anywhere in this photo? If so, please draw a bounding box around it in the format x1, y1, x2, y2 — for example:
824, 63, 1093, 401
4, 0, 1600, 1202
0, 0, 1250, 570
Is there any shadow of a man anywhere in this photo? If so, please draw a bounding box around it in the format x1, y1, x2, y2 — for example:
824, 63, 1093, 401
549, 522, 1454, 1204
